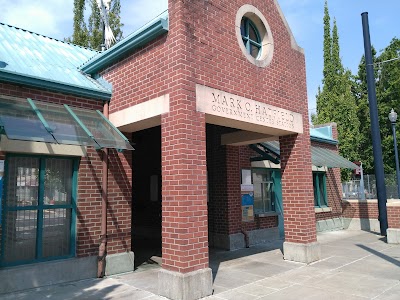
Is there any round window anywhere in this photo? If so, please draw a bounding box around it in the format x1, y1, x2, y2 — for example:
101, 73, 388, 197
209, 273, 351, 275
236, 5, 274, 67
241, 17, 261, 59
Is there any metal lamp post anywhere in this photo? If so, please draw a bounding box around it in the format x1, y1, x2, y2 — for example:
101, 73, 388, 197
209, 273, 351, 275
388, 108, 400, 198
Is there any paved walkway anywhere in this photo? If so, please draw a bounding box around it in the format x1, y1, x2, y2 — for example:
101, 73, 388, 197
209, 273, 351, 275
1, 230, 399, 299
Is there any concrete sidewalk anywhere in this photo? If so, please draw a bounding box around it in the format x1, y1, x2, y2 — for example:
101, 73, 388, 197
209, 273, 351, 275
1, 230, 399, 299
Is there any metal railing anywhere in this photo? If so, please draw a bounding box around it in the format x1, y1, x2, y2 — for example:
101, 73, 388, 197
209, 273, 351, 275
342, 174, 399, 199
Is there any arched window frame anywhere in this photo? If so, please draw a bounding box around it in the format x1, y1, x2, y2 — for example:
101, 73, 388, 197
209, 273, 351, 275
241, 17, 262, 59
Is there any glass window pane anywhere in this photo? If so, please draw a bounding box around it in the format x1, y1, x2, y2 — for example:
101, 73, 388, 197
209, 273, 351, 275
253, 182, 263, 214
44, 159, 72, 205
42, 209, 71, 258
33, 101, 97, 147
249, 24, 258, 42
252, 169, 274, 213
6, 157, 39, 207
262, 182, 273, 211
70, 107, 132, 150
250, 44, 260, 58
318, 175, 327, 206
313, 173, 318, 206
0, 97, 56, 143
3, 210, 37, 263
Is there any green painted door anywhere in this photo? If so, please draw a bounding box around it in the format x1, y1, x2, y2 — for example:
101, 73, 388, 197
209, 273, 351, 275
272, 170, 284, 238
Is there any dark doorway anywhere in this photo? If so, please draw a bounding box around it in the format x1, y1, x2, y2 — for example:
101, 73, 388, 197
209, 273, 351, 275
132, 126, 162, 270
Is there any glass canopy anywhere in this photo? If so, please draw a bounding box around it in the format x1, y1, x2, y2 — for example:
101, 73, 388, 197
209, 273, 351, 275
0, 97, 134, 151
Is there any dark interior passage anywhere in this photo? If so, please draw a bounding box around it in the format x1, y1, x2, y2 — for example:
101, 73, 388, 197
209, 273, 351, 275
132, 126, 162, 269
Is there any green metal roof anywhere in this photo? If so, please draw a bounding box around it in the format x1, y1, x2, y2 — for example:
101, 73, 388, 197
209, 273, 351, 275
258, 141, 358, 169
81, 10, 169, 74
0, 23, 111, 100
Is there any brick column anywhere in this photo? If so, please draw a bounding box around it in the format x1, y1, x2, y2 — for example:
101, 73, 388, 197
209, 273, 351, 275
158, 107, 212, 299
279, 133, 321, 263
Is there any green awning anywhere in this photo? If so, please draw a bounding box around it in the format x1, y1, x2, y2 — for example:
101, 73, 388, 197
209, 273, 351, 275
256, 141, 358, 169
311, 146, 358, 169
0, 97, 134, 151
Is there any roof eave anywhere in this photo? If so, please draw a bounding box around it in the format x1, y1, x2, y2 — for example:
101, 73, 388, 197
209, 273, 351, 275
81, 14, 169, 75
0, 69, 112, 101
310, 136, 338, 145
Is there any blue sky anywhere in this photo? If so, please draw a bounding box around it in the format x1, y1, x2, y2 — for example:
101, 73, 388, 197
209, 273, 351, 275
0, 0, 399, 119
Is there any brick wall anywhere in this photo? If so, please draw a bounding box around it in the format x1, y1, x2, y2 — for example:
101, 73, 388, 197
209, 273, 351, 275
206, 125, 278, 238
0, 82, 103, 109
311, 140, 343, 221
388, 204, 400, 228
102, 0, 308, 120
101, 34, 169, 113
0, 83, 132, 258
99, 0, 312, 270
280, 132, 316, 244
206, 125, 231, 236
342, 199, 400, 229
342, 200, 379, 220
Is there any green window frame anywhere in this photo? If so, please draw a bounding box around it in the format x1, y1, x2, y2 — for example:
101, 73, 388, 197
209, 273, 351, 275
313, 172, 328, 207
0, 154, 78, 267
240, 17, 262, 59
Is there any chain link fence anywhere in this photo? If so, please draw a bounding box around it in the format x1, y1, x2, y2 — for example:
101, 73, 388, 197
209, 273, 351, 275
342, 174, 399, 199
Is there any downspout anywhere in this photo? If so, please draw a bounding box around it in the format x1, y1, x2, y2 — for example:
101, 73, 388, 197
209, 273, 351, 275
98, 100, 109, 278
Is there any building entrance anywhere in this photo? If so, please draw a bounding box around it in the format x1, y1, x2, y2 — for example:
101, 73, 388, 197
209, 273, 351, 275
132, 126, 162, 269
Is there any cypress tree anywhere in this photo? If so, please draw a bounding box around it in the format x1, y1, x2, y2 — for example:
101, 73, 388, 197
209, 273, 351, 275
322, 0, 332, 84
314, 0, 360, 180
65, 0, 89, 47
88, 0, 102, 50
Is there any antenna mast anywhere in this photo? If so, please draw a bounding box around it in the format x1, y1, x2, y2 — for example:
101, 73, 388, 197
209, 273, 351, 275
97, 0, 116, 51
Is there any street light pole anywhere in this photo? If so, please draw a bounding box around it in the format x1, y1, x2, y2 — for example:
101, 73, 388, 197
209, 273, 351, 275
389, 108, 400, 198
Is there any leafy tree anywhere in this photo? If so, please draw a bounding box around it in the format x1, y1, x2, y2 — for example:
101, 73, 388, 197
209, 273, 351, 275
314, 1, 360, 180
376, 39, 400, 175
353, 50, 376, 174
354, 38, 400, 176
66, 0, 123, 50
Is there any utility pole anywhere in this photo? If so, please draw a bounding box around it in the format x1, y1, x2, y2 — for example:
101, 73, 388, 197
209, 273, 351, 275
361, 12, 388, 236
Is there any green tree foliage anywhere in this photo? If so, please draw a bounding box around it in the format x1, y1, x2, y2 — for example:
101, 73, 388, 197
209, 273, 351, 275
88, 0, 102, 49
314, 1, 360, 180
355, 38, 400, 175
108, 0, 123, 44
65, 0, 89, 46
322, 1, 332, 83
353, 50, 376, 174
66, 0, 123, 50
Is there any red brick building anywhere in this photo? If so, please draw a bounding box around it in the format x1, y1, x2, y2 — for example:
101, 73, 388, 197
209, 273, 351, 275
0, 1, 384, 299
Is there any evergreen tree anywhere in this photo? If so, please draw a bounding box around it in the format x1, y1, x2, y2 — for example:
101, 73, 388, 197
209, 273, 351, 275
67, 0, 123, 50
88, 0, 102, 49
314, 1, 360, 180
65, 0, 89, 47
322, 0, 332, 84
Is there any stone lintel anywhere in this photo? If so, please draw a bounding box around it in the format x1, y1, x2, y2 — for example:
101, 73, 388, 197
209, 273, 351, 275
283, 241, 321, 264
158, 268, 213, 300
